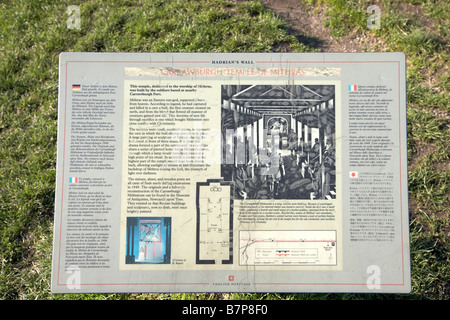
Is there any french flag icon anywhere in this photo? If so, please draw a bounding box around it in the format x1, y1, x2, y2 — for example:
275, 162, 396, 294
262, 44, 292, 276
349, 85, 357, 91
69, 177, 78, 183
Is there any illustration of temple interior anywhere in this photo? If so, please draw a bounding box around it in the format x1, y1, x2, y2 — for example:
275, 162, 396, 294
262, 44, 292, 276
196, 179, 233, 264
125, 217, 171, 264
221, 84, 336, 200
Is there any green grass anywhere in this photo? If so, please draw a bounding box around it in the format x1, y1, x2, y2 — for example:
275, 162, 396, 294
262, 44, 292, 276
325, 0, 449, 299
1, 0, 448, 300
319, 0, 449, 299
0, 0, 313, 300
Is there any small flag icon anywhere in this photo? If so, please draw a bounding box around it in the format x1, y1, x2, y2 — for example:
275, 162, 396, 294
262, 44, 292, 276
349, 85, 357, 92
349, 171, 358, 178
69, 177, 78, 183
72, 84, 81, 91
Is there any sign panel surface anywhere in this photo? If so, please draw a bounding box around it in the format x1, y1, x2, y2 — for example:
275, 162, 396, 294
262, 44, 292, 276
52, 52, 410, 293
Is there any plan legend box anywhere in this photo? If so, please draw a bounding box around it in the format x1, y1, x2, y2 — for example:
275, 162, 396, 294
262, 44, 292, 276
240, 230, 337, 266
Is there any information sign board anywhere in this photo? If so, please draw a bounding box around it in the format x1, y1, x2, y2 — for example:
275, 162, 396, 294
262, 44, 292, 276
52, 52, 410, 293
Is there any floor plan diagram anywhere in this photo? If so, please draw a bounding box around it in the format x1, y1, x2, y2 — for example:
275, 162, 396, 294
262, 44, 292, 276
196, 179, 234, 264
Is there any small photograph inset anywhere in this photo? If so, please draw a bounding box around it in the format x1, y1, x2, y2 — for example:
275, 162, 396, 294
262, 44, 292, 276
125, 217, 171, 264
